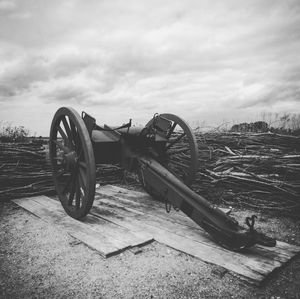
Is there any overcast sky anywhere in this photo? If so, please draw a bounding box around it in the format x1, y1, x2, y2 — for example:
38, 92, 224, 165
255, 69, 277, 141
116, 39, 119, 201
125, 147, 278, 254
0, 0, 299, 136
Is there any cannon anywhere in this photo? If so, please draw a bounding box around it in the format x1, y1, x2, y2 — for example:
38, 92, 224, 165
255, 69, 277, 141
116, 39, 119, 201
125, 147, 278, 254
49, 107, 276, 251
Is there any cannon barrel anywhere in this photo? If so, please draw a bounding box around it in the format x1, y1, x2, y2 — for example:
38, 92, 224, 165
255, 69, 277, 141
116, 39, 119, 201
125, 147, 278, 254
137, 156, 276, 250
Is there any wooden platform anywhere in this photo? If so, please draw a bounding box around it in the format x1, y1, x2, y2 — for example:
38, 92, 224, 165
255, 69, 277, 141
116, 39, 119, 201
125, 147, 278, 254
13, 185, 300, 285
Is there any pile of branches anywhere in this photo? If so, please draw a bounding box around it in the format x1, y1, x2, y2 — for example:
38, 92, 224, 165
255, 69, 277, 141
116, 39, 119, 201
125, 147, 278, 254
0, 142, 126, 200
191, 132, 300, 215
1, 132, 299, 216
0, 142, 53, 199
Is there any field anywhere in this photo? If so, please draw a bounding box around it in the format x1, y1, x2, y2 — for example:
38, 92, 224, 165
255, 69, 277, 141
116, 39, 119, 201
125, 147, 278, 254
0, 131, 300, 298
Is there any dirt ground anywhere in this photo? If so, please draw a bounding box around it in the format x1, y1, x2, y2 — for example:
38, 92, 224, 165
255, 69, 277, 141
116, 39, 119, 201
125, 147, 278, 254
1, 195, 300, 299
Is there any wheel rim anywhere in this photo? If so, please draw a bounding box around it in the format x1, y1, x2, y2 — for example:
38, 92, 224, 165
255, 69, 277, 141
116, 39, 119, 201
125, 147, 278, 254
148, 113, 199, 185
49, 107, 96, 219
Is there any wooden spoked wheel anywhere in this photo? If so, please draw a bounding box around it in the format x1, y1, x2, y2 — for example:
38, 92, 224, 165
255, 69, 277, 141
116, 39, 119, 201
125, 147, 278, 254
148, 113, 199, 185
49, 107, 96, 219
160, 113, 199, 185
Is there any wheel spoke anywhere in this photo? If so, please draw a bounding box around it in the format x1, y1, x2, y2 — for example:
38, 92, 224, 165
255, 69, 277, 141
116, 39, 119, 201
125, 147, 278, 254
56, 169, 66, 178
79, 161, 87, 170
75, 177, 81, 209
78, 167, 86, 190
52, 139, 69, 154
77, 149, 83, 161
68, 175, 76, 205
62, 116, 74, 149
70, 120, 80, 152
166, 122, 177, 139
168, 147, 190, 156
62, 171, 76, 193
57, 125, 69, 147
76, 132, 83, 156
166, 132, 186, 150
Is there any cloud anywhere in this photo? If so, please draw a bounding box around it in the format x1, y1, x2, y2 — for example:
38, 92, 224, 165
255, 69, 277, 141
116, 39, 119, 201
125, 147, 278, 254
0, 0, 30, 19
0, 49, 101, 98
0, 0, 16, 13
0, 54, 50, 97
239, 82, 300, 108
0, 0, 300, 135
43, 84, 90, 103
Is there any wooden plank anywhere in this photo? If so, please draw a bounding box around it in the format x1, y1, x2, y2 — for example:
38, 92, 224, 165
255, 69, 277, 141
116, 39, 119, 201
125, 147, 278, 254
90, 203, 268, 283
95, 185, 299, 261
94, 185, 300, 284
92, 200, 284, 272
13, 197, 120, 257
253, 241, 300, 263
97, 184, 229, 214
95, 195, 226, 245
95, 197, 213, 245
97, 185, 148, 199
96, 185, 230, 229
94, 195, 297, 265
97, 185, 300, 257
30, 195, 153, 248
12, 196, 152, 257
95, 192, 199, 229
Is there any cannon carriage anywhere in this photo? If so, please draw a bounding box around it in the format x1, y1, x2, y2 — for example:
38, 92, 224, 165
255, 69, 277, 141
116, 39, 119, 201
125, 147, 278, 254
49, 107, 276, 251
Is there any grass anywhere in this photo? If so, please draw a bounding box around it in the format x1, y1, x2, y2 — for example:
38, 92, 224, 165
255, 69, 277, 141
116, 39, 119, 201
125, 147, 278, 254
0, 122, 30, 142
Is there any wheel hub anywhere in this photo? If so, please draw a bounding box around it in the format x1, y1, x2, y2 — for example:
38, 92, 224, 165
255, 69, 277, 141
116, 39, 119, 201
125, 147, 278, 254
63, 151, 77, 172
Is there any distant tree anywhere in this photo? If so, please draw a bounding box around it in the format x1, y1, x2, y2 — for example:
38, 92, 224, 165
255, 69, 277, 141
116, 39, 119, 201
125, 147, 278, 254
230, 121, 268, 133
253, 121, 268, 132
0, 122, 29, 142
230, 124, 239, 132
